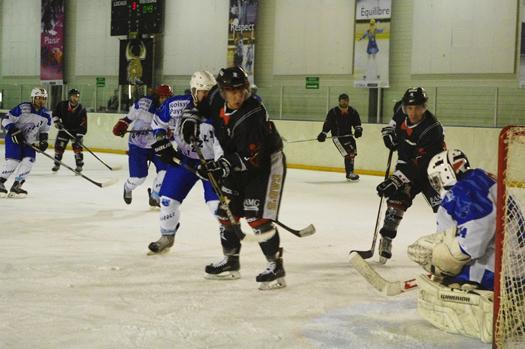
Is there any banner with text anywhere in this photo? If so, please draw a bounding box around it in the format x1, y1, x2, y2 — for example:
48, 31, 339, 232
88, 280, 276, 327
353, 0, 391, 88
227, 0, 259, 83
41, 0, 65, 83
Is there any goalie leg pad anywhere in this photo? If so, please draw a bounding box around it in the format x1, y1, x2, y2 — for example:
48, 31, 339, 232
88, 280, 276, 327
417, 274, 493, 343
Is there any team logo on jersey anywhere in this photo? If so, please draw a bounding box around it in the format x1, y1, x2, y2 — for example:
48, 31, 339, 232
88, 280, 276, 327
244, 199, 260, 211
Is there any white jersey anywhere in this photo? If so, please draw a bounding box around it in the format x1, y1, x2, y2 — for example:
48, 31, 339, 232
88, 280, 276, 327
436, 169, 496, 285
126, 96, 158, 149
153, 95, 222, 161
2, 102, 51, 144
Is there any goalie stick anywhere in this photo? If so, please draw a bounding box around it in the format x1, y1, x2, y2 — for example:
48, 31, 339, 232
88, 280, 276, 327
349, 252, 418, 296
191, 140, 315, 239
32, 145, 118, 188
60, 128, 122, 171
349, 149, 394, 259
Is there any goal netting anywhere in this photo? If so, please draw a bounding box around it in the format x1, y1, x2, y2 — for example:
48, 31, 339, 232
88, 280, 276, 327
494, 126, 525, 349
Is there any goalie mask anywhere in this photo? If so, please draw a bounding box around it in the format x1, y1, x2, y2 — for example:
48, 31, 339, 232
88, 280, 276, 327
190, 71, 216, 105
427, 149, 471, 194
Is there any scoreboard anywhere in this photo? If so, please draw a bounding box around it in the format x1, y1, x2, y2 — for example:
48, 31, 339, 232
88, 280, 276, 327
111, 0, 164, 36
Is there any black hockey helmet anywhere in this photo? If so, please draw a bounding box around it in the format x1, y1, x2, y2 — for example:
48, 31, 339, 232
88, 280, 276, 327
402, 87, 427, 106
216, 67, 249, 90
68, 88, 80, 96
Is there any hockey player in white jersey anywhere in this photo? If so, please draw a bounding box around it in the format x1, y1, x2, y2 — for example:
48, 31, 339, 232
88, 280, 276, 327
407, 149, 511, 343
112, 85, 173, 207
147, 71, 221, 254
0, 88, 51, 198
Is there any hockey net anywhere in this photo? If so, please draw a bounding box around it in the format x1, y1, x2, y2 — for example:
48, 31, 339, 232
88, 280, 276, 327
494, 126, 525, 349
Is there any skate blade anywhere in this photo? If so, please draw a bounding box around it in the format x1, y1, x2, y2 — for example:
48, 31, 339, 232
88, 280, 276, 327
378, 256, 389, 264
204, 271, 241, 280
346, 178, 360, 183
7, 192, 27, 199
146, 247, 171, 256
258, 277, 286, 290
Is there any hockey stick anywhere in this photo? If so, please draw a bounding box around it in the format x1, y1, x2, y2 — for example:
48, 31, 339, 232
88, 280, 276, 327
125, 129, 153, 134
60, 128, 122, 171
349, 252, 418, 296
32, 145, 118, 188
191, 141, 315, 238
349, 149, 394, 259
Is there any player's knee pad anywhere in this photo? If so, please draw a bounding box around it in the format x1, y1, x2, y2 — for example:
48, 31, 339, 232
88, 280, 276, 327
388, 188, 413, 211
72, 143, 82, 152
206, 200, 219, 216
416, 274, 493, 343
1, 159, 20, 179
248, 219, 277, 242
220, 224, 242, 255
125, 176, 146, 191
54, 140, 66, 154
159, 197, 181, 235
380, 206, 405, 239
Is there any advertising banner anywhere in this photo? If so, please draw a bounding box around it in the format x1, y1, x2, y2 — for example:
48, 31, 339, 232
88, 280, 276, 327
41, 0, 65, 83
353, 0, 391, 88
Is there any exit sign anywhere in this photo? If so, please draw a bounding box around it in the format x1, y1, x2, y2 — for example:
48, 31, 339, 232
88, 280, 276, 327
305, 77, 319, 89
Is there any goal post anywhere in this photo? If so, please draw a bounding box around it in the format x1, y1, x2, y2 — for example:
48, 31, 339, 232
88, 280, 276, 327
493, 126, 525, 349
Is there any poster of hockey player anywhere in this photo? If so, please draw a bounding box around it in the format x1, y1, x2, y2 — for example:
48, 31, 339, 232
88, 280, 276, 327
40, 0, 64, 83
227, 0, 259, 82
353, 0, 391, 88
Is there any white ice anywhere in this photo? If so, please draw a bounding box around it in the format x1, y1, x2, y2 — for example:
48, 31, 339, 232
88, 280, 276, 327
0, 146, 491, 349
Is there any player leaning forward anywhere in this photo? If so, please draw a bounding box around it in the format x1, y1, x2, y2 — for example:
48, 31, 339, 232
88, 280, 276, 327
182, 67, 287, 289
0, 88, 51, 198
407, 149, 524, 343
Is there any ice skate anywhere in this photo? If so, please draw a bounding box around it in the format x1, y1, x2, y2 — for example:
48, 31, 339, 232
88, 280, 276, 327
257, 248, 286, 290
51, 163, 60, 172
8, 180, 27, 198
75, 165, 83, 173
204, 255, 240, 280
147, 235, 174, 255
123, 185, 132, 204
147, 188, 160, 208
0, 180, 7, 198
378, 236, 392, 264
346, 172, 360, 182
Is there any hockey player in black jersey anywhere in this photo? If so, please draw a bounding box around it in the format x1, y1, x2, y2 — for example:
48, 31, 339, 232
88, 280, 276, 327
181, 67, 287, 290
52, 89, 88, 172
317, 93, 363, 181
376, 87, 445, 263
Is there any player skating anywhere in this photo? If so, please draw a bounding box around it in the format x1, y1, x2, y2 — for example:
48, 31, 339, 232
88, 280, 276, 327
112, 85, 173, 207
51, 88, 88, 173
376, 87, 445, 263
147, 71, 221, 254
0, 88, 51, 198
181, 67, 287, 290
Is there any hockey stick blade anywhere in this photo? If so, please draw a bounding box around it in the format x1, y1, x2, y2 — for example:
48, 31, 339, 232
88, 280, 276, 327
349, 252, 418, 296
349, 249, 374, 259
272, 221, 316, 237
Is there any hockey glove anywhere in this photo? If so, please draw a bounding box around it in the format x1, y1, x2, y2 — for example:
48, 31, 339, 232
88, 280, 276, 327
112, 119, 129, 137
381, 126, 398, 150
53, 116, 64, 130
197, 157, 231, 180
376, 171, 409, 198
354, 126, 363, 138
8, 127, 24, 145
37, 133, 49, 151
181, 109, 202, 144
317, 132, 327, 142
152, 137, 181, 166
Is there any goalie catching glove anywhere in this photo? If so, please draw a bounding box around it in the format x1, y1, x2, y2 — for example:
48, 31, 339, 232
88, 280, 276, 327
407, 226, 471, 277
197, 157, 231, 180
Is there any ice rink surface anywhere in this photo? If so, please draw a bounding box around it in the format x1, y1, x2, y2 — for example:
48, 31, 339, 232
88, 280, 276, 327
0, 147, 490, 348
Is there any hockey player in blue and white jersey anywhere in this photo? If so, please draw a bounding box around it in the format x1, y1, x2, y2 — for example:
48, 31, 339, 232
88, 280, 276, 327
147, 71, 221, 254
407, 149, 509, 343
112, 84, 173, 207
0, 88, 51, 198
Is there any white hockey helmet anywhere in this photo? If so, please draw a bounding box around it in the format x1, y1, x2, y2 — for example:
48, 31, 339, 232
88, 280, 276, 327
427, 149, 470, 193
190, 71, 216, 104
31, 87, 48, 100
